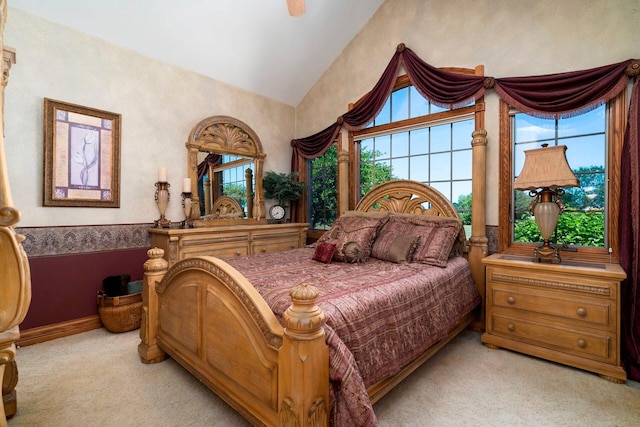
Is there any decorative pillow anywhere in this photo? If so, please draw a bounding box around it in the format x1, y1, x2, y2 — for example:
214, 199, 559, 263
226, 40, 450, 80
371, 233, 420, 264
318, 215, 388, 262
343, 241, 365, 263
385, 214, 463, 267
312, 240, 337, 264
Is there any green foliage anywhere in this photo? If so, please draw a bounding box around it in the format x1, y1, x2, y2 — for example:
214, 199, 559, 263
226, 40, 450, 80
310, 145, 338, 229
453, 193, 472, 225
564, 166, 605, 209
514, 211, 605, 247
222, 184, 247, 209
359, 146, 395, 197
263, 171, 306, 205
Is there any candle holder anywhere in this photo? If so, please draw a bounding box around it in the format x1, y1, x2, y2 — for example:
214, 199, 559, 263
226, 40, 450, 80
182, 191, 193, 228
154, 181, 171, 228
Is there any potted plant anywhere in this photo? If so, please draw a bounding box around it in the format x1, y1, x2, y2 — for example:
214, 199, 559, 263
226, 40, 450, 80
263, 171, 305, 221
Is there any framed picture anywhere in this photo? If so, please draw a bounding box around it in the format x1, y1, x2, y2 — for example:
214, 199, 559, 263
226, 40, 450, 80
43, 98, 121, 207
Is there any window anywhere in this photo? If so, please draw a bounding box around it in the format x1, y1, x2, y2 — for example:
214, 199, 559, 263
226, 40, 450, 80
307, 144, 338, 230
499, 93, 626, 262
350, 76, 477, 231
199, 154, 253, 214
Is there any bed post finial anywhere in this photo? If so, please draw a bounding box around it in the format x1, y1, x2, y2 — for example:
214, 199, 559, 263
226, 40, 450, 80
278, 284, 329, 427
138, 247, 168, 364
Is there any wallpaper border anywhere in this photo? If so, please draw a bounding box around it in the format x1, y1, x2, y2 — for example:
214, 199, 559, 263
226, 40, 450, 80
15, 223, 152, 258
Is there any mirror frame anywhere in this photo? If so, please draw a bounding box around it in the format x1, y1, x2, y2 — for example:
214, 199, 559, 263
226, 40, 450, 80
186, 115, 267, 222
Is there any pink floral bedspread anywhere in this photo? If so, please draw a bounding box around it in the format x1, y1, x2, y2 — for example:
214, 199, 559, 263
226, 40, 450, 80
224, 247, 480, 426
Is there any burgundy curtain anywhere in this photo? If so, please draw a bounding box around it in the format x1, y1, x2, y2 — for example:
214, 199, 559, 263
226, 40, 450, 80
619, 78, 640, 381
494, 59, 632, 118
290, 44, 487, 165
197, 153, 221, 180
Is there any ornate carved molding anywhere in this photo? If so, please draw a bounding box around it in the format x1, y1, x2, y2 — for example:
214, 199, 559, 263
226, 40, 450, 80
2, 46, 15, 88
187, 115, 265, 159
492, 272, 611, 296
355, 180, 459, 218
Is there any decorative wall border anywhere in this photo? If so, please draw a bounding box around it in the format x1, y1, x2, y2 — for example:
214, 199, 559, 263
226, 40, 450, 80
15, 224, 497, 258
15, 223, 151, 258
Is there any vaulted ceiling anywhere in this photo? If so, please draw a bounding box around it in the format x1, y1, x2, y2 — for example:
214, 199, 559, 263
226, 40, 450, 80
9, 0, 385, 106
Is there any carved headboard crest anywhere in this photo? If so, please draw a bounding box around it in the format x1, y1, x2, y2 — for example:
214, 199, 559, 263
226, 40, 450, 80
187, 115, 265, 159
354, 180, 459, 218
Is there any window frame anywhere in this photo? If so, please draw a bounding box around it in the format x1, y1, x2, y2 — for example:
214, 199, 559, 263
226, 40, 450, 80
348, 74, 479, 211
498, 93, 627, 263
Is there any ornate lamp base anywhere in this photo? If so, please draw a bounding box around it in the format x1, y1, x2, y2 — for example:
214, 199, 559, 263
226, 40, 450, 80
533, 241, 561, 264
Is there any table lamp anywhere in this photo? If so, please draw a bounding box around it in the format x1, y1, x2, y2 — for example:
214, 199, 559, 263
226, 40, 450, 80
514, 144, 579, 263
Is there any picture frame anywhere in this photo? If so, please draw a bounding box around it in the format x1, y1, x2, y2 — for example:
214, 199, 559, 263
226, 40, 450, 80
43, 98, 121, 207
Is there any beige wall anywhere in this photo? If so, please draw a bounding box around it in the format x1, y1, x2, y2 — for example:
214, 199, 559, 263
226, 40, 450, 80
295, 0, 640, 226
4, 8, 294, 227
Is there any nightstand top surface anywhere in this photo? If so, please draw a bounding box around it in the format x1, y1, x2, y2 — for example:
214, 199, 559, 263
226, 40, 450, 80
483, 253, 626, 279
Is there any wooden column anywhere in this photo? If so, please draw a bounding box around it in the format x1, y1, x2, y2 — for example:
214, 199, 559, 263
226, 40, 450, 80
337, 143, 350, 216
469, 128, 489, 330
278, 284, 329, 427
138, 248, 169, 364
187, 147, 200, 216
245, 168, 254, 219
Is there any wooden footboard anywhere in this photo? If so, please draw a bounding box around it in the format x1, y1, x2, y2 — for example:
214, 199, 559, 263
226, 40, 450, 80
138, 248, 329, 427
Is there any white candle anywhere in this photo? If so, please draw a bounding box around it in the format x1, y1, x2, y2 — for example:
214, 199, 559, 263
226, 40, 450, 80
183, 178, 191, 193
158, 167, 167, 182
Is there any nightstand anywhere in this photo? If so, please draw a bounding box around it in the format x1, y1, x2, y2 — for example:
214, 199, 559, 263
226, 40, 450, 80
481, 253, 627, 383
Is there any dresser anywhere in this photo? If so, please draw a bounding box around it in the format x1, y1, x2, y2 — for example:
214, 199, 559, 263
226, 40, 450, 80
149, 222, 308, 268
481, 253, 627, 383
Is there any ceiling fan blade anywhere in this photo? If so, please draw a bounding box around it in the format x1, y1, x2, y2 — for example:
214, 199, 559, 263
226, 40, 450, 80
287, 0, 306, 17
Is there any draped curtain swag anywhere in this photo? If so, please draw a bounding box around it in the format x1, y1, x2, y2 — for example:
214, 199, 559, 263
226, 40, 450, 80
197, 153, 221, 181
290, 43, 640, 380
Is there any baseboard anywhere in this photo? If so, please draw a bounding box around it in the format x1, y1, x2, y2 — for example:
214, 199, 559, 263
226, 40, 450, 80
17, 316, 103, 347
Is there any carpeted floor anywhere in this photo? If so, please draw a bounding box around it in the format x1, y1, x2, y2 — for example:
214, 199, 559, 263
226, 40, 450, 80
7, 328, 640, 426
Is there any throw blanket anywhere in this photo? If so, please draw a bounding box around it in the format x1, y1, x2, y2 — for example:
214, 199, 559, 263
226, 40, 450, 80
225, 248, 480, 426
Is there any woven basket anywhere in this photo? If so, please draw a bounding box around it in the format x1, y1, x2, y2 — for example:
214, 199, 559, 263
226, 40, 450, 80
97, 291, 143, 333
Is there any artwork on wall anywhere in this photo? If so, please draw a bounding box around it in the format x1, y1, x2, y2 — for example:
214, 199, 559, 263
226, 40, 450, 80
43, 98, 121, 207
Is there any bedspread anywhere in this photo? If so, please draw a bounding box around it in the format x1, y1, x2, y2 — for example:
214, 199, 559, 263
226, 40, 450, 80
225, 247, 480, 426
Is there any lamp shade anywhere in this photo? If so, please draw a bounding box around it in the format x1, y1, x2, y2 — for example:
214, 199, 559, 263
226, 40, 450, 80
514, 145, 579, 191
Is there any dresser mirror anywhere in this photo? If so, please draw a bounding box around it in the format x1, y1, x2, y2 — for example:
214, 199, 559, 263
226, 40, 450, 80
186, 116, 267, 224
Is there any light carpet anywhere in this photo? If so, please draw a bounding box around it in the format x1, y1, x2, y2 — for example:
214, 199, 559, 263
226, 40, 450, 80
7, 328, 640, 426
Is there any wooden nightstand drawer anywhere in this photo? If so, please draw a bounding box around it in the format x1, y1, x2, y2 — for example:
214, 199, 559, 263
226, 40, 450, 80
491, 286, 613, 327
491, 313, 614, 362
481, 253, 627, 383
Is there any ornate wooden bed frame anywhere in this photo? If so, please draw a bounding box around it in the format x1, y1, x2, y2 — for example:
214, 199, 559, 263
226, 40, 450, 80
138, 179, 486, 427
0, 2, 31, 422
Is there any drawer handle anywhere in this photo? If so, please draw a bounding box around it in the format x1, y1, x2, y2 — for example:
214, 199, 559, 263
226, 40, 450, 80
507, 323, 515, 332
235, 251, 241, 256
577, 308, 587, 317
507, 296, 516, 305
577, 339, 587, 348
261, 248, 267, 253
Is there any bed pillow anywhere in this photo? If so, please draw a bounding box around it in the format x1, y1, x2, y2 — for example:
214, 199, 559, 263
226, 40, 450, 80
312, 240, 337, 264
371, 233, 420, 264
318, 214, 387, 262
386, 214, 463, 267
